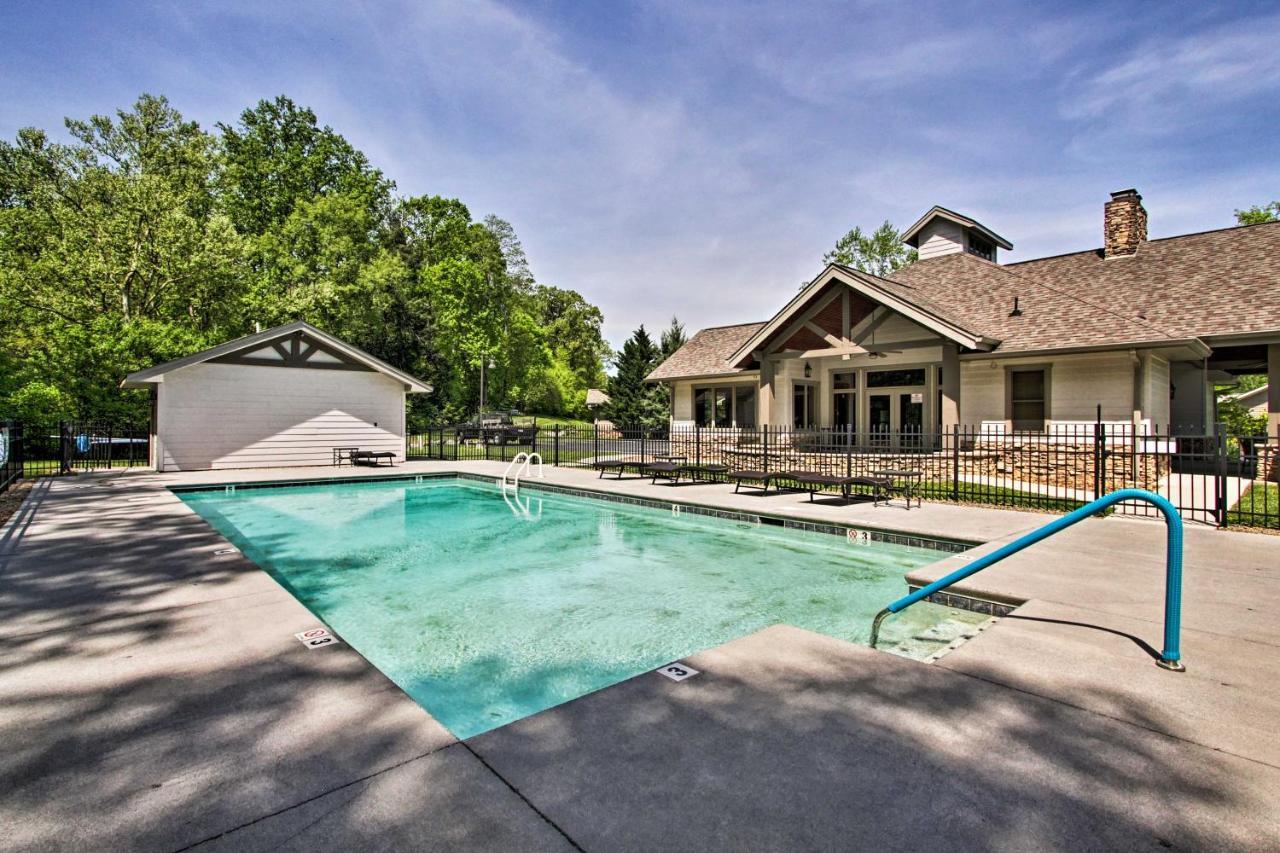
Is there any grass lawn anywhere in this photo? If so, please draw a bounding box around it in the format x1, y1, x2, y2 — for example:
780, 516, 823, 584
919, 481, 1089, 513
513, 415, 595, 430
1227, 483, 1279, 529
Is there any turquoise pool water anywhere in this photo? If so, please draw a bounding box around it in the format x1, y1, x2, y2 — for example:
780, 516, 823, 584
179, 477, 977, 738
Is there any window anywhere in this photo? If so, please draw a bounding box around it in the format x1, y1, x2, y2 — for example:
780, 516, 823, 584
867, 368, 926, 388
694, 384, 756, 427
1010, 369, 1047, 431
967, 235, 996, 261
734, 385, 757, 428
833, 371, 857, 432
793, 382, 817, 429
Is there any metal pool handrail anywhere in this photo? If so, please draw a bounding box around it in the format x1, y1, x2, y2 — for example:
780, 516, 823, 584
869, 488, 1186, 672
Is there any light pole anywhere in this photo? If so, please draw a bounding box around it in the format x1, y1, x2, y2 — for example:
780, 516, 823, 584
479, 354, 496, 413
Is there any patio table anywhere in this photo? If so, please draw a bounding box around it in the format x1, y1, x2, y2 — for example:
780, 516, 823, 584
871, 469, 923, 509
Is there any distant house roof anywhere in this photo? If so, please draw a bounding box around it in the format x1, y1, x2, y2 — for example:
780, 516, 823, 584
1225, 384, 1269, 412
650, 220, 1280, 381
121, 321, 432, 393
585, 388, 610, 406
646, 322, 764, 381
902, 205, 1013, 251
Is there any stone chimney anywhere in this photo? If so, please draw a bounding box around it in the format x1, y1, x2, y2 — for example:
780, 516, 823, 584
1104, 188, 1147, 259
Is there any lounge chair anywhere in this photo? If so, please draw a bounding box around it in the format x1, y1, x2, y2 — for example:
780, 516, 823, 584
351, 450, 396, 467
594, 460, 630, 479
684, 463, 729, 482
729, 469, 784, 495
646, 461, 685, 485
785, 471, 890, 504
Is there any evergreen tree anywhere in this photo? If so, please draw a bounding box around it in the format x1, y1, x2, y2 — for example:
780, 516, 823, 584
605, 325, 667, 427
659, 315, 687, 360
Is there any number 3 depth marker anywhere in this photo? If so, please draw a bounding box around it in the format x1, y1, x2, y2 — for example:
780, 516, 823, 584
656, 662, 700, 681
294, 627, 342, 649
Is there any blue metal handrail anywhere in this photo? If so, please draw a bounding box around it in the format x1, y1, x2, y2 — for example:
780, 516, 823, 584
870, 488, 1186, 671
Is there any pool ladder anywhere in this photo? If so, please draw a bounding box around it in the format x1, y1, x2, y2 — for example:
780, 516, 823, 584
869, 489, 1187, 672
501, 452, 543, 494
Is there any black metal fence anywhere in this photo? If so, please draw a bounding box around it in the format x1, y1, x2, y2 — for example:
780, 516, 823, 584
409, 421, 1280, 530
1, 422, 22, 494
3, 421, 151, 481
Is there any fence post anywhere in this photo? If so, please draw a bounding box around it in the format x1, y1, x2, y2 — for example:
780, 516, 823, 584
951, 425, 960, 501
763, 425, 770, 473
695, 424, 701, 467
640, 427, 646, 463
553, 425, 560, 467
1096, 421, 1107, 503
58, 421, 71, 475
846, 424, 852, 479
1216, 426, 1228, 528
593, 422, 599, 462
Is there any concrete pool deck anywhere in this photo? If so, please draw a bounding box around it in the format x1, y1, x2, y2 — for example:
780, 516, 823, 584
1, 461, 1278, 850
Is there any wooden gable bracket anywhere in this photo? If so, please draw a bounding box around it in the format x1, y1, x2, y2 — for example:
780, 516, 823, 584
211, 331, 375, 372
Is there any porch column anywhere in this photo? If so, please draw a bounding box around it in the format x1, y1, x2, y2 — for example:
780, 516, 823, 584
1269, 344, 1280, 436
941, 343, 961, 430
758, 355, 775, 427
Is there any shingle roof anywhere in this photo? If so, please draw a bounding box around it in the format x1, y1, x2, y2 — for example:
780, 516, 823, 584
649, 219, 1280, 380
646, 322, 764, 381
885, 252, 1180, 353
1000, 221, 1280, 341
885, 220, 1280, 353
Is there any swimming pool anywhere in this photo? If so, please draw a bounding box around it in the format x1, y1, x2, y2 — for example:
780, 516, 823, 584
178, 477, 984, 738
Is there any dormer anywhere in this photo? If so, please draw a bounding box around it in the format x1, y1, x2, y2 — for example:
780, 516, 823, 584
902, 206, 1013, 263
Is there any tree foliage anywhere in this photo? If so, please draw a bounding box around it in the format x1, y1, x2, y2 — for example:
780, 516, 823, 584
822, 220, 918, 278
605, 325, 667, 428
1235, 201, 1280, 225
0, 94, 610, 426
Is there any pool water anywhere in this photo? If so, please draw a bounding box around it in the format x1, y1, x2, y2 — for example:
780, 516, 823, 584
179, 478, 983, 738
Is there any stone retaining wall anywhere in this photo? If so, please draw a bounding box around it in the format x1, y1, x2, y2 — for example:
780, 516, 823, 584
667, 435, 1168, 493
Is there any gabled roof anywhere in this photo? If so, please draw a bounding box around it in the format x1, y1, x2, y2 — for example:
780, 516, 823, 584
121, 321, 432, 393
902, 205, 1013, 250
646, 322, 764, 381
725, 264, 999, 367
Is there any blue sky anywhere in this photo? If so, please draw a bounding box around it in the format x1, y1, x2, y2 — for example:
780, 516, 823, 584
3, 1, 1278, 347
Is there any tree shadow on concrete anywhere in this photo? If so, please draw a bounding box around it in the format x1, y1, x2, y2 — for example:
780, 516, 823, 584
467, 626, 1280, 852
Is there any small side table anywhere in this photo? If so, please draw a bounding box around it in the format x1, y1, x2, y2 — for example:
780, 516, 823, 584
333, 446, 360, 466
871, 469, 923, 509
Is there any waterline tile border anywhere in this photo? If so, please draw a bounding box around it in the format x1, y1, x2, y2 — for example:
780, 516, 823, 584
905, 586, 1019, 618
170, 471, 973, 554
455, 473, 970, 553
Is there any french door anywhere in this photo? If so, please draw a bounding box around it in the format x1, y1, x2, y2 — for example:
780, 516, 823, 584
868, 390, 924, 448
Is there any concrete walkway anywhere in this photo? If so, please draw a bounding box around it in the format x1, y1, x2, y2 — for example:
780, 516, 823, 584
1, 462, 1278, 851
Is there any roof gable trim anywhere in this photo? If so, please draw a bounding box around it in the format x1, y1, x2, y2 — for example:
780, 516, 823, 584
728, 265, 997, 366
121, 321, 432, 392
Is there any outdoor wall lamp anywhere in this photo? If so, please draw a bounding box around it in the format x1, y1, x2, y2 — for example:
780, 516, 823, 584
804, 361, 812, 378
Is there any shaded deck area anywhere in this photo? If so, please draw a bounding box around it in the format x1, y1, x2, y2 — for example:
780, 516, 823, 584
1, 463, 1278, 851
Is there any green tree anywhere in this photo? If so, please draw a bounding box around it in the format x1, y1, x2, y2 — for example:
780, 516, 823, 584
605, 325, 667, 427
822, 220, 918, 277
0, 93, 611, 426
0, 94, 243, 419
659, 316, 687, 360
217, 96, 389, 235
1235, 202, 1280, 225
